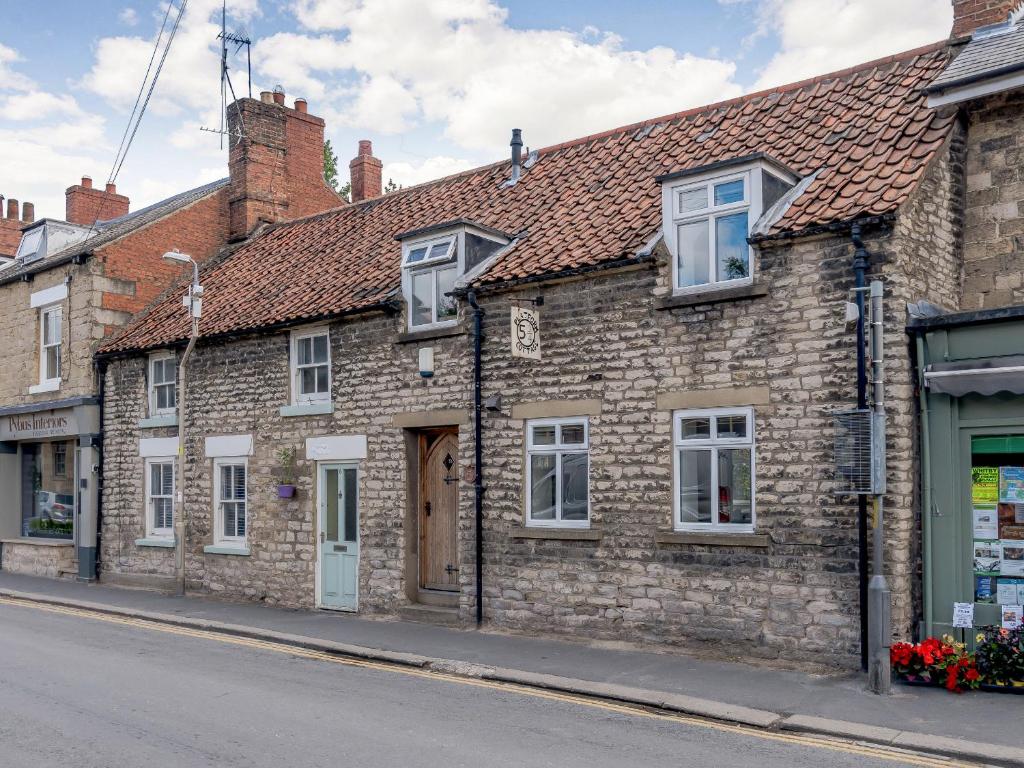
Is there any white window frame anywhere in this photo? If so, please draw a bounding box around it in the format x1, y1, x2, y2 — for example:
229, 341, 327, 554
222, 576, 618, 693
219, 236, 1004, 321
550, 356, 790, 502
145, 457, 175, 539
403, 234, 459, 330
213, 457, 248, 547
662, 162, 797, 296
525, 416, 591, 529
39, 304, 62, 386
290, 327, 332, 405
149, 353, 177, 417
673, 406, 756, 533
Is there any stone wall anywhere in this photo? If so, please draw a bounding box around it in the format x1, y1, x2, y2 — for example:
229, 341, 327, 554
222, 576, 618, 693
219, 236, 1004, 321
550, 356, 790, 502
963, 90, 1024, 309
1, 540, 76, 578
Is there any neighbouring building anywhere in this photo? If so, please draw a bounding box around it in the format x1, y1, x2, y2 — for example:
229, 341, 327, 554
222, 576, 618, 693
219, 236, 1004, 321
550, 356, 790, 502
0, 196, 35, 266
93, 1, 1024, 668
0, 91, 341, 582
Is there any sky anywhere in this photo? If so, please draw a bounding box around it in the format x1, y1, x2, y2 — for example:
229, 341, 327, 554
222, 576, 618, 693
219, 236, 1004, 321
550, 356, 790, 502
0, 0, 954, 219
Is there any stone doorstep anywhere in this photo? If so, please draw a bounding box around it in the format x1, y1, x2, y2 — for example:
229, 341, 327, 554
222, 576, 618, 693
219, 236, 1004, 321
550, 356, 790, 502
1, 587, 1021, 767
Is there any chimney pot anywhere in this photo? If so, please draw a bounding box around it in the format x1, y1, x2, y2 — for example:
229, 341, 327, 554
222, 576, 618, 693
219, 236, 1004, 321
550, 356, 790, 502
260, 90, 274, 104
509, 128, 523, 184
6, 198, 18, 220
105, 182, 117, 195
273, 86, 285, 105
294, 98, 307, 113
358, 140, 372, 156
22, 202, 34, 222
81, 176, 93, 189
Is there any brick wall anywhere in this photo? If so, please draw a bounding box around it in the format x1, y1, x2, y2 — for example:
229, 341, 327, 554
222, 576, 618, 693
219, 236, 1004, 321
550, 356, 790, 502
962, 90, 1024, 308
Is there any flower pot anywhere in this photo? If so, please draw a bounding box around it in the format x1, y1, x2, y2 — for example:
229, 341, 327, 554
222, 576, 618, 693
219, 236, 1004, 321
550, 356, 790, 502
277, 484, 296, 499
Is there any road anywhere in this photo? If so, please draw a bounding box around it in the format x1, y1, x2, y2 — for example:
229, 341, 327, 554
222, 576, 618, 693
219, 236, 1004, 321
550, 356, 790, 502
0, 599, 967, 768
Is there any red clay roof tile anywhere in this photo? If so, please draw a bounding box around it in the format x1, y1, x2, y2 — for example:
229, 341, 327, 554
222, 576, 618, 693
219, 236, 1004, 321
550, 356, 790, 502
100, 41, 955, 355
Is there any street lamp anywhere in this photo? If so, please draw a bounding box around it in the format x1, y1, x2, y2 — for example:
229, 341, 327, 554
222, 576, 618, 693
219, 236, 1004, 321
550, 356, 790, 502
162, 250, 202, 597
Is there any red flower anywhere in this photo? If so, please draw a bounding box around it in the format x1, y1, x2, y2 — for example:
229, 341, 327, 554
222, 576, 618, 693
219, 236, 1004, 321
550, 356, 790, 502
965, 668, 980, 682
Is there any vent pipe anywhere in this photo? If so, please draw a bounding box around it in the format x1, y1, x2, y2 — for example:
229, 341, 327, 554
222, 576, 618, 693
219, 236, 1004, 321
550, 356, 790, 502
510, 128, 523, 185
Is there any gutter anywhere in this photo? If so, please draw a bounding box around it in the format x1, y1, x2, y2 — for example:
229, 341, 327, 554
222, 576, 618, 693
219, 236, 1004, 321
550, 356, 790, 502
94, 297, 402, 363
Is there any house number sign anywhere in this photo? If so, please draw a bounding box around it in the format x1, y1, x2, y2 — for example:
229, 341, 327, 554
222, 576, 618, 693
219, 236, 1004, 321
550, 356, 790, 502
511, 306, 541, 361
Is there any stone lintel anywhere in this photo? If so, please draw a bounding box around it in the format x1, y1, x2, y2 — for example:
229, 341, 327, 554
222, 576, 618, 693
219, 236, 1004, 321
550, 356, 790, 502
510, 399, 603, 420
656, 386, 770, 411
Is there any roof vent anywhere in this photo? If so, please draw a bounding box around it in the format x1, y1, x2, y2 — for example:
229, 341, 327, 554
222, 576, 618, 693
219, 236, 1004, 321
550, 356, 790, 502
502, 128, 523, 188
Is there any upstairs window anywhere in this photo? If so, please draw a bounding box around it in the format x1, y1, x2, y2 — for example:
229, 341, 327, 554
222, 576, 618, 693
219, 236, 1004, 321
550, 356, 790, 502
149, 354, 177, 416
660, 158, 797, 294
291, 329, 331, 404
404, 236, 458, 328
40, 305, 62, 384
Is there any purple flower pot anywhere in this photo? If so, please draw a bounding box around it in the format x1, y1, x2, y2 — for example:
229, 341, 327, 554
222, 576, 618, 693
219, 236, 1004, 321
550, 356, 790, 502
277, 485, 296, 499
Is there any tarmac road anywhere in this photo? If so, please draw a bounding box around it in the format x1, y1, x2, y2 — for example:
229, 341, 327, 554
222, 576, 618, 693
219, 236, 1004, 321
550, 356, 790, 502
0, 600, 972, 768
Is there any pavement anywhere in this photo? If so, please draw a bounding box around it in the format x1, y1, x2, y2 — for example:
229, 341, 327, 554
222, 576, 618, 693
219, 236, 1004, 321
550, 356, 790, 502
0, 600, 934, 768
1, 571, 1022, 766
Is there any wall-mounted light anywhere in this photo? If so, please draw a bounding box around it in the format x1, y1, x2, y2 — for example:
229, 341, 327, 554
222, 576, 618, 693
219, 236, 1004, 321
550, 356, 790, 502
419, 347, 434, 378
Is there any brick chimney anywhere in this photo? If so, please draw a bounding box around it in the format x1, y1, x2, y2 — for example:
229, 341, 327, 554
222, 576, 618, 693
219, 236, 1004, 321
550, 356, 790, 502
952, 0, 1020, 37
227, 91, 343, 240
65, 176, 130, 225
349, 140, 383, 203
0, 193, 33, 259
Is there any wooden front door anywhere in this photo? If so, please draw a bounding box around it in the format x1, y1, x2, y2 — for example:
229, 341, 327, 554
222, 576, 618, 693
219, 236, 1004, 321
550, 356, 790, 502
420, 432, 459, 591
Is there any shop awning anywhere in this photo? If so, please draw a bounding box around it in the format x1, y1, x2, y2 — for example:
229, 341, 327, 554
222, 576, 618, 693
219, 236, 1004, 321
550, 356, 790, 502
925, 356, 1024, 396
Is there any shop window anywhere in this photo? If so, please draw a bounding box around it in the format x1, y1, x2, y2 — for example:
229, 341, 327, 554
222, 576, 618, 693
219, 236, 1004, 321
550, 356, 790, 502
149, 354, 177, 416
673, 407, 755, 532
290, 328, 331, 404
525, 417, 590, 528
146, 458, 175, 538
970, 436, 1024, 612
214, 458, 247, 546
21, 441, 75, 540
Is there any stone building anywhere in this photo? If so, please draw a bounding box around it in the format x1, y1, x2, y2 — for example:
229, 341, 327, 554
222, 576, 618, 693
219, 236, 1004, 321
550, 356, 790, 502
95, 27, 970, 670
0, 92, 340, 581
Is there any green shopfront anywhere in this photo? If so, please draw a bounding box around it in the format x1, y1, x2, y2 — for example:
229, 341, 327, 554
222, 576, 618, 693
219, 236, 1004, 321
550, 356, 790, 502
0, 398, 101, 580
911, 306, 1024, 639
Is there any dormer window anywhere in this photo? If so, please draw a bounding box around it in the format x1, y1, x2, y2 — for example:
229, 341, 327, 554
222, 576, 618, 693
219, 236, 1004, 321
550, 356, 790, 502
398, 220, 510, 330
659, 155, 797, 294
405, 235, 458, 327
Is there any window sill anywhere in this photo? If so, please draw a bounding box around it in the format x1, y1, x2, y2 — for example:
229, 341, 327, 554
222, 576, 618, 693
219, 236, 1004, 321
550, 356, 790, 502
280, 402, 335, 418
511, 525, 602, 541
28, 379, 61, 394
655, 531, 769, 547
1, 537, 73, 547
138, 414, 178, 429
396, 323, 465, 344
135, 537, 174, 548
203, 544, 251, 556
655, 281, 768, 310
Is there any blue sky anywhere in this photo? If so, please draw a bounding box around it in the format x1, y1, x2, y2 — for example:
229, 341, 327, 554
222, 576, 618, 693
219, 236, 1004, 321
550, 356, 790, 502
1, 0, 952, 218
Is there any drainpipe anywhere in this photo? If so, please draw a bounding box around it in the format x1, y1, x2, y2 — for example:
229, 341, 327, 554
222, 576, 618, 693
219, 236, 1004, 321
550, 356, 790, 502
915, 333, 934, 639
467, 289, 485, 626
851, 223, 870, 672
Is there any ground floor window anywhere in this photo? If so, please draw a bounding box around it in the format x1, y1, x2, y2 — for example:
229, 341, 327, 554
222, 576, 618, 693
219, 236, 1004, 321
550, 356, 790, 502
970, 436, 1024, 620
146, 458, 175, 539
214, 458, 248, 546
525, 417, 590, 527
20, 439, 76, 539
673, 407, 755, 532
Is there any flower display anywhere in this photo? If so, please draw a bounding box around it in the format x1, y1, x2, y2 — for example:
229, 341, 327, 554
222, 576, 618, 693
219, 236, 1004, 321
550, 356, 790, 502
891, 627, 1023, 693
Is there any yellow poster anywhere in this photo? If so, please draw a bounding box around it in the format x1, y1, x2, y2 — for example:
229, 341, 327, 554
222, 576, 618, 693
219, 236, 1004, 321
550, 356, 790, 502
973, 467, 999, 505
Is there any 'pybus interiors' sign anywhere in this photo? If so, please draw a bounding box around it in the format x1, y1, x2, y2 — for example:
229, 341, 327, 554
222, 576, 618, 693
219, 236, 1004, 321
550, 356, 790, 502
1, 409, 77, 441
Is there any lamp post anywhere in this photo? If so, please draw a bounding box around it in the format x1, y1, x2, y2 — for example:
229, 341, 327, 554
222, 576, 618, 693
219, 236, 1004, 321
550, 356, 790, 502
162, 250, 202, 597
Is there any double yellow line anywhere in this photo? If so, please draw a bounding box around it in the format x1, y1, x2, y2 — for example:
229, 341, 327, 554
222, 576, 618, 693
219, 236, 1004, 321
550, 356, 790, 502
0, 596, 974, 768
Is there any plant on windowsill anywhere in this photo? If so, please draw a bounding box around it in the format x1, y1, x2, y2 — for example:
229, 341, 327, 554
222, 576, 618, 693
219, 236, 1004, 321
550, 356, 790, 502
274, 447, 297, 499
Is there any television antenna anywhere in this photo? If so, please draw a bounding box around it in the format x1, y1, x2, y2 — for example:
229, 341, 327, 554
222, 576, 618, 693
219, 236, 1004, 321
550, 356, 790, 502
201, 0, 250, 147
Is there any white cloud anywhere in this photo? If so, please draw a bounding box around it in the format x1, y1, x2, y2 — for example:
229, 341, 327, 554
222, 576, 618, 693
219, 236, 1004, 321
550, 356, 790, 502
383, 155, 476, 188
119, 7, 139, 26
0, 91, 85, 121
748, 0, 952, 90
263, 0, 743, 155
0, 43, 35, 92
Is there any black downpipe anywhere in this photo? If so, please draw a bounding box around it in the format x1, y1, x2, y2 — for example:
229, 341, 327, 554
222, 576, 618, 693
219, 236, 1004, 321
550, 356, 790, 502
851, 223, 870, 673
467, 290, 485, 626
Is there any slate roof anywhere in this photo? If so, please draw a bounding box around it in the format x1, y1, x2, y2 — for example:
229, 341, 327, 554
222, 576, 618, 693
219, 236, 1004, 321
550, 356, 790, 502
927, 15, 1024, 94
100, 42, 955, 356
0, 178, 228, 286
